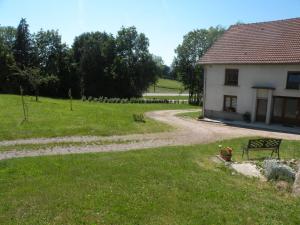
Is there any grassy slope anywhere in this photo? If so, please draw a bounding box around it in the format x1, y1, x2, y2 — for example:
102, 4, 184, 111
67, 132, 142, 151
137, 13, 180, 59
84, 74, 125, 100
147, 79, 186, 94
0, 94, 196, 141
1, 137, 300, 224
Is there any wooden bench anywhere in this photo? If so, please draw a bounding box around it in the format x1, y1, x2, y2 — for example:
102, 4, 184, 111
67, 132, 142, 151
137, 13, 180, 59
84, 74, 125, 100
242, 138, 282, 160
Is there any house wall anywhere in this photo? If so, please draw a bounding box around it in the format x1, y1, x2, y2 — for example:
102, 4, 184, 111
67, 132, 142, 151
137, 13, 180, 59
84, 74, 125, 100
204, 64, 300, 120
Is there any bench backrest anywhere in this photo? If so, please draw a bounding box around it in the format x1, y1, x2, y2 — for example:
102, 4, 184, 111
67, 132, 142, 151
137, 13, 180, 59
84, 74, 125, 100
248, 139, 282, 149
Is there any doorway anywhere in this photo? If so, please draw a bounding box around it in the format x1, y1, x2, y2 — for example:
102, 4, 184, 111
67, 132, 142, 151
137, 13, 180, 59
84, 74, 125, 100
272, 97, 300, 126
256, 98, 268, 122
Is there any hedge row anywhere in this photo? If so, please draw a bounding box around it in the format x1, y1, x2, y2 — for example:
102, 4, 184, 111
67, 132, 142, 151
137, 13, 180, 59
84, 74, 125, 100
81, 96, 194, 104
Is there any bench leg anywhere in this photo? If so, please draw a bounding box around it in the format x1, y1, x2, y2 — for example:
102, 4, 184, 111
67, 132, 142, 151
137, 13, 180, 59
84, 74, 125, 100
271, 150, 274, 158
242, 149, 244, 159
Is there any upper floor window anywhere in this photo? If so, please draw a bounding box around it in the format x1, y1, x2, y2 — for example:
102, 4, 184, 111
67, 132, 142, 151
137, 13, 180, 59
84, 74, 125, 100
286, 72, 300, 90
225, 69, 239, 86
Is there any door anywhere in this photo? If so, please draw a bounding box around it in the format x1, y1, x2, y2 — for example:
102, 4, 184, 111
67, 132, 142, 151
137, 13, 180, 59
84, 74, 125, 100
272, 97, 300, 126
256, 99, 268, 122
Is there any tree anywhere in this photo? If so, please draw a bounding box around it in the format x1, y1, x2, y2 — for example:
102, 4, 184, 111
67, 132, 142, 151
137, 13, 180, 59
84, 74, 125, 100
0, 19, 161, 99
173, 26, 225, 104
0, 26, 16, 50
152, 54, 164, 77
13, 18, 33, 69
13, 66, 58, 101
0, 38, 16, 93
33, 29, 75, 97
72, 32, 116, 97
113, 26, 158, 97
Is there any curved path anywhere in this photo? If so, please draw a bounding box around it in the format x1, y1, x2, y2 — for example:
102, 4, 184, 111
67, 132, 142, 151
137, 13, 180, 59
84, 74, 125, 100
0, 109, 300, 160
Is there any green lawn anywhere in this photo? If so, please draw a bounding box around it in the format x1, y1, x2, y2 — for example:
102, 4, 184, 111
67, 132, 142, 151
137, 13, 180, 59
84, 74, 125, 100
0, 94, 196, 141
177, 110, 202, 119
1, 137, 300, 224
148, 78, 186, 93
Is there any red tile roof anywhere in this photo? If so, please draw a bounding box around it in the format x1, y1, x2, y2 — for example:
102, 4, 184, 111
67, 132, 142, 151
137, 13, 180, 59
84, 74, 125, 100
199, 18, 300, 64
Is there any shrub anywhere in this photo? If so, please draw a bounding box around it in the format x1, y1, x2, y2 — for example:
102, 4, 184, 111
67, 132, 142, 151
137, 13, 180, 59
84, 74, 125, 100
98, 96, 104, 103
243, 112, 251, 123
82, 96, 190, 104
133, 113, 145, 123
264, 159, 295, 182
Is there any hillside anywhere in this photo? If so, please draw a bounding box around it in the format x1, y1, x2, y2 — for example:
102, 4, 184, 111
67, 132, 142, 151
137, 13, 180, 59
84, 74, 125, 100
147, 79, 186, 94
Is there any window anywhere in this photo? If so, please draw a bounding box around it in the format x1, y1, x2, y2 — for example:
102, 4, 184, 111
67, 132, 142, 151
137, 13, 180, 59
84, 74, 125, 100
225, 69, 239, 86
223, 95, 237, 112
286, 72, 300, 89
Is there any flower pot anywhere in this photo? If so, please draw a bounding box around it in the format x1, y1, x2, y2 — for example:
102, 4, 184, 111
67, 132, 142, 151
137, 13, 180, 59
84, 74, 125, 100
221, 154, 232, 162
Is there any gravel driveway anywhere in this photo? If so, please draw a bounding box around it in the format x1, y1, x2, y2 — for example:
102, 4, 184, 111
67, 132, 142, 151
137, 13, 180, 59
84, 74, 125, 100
0, 109, 299, 160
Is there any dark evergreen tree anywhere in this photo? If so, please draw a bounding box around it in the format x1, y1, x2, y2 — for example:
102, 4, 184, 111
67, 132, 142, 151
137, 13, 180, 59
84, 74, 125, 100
13, 18, 33, 69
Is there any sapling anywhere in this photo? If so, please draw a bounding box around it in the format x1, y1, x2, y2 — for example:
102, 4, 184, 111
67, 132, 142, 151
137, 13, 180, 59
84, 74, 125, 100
20, 86, 28, 123
68, 88, 73, 111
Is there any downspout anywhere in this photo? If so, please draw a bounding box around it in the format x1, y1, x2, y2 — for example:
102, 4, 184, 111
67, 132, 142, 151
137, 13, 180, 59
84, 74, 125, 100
202, 65, 207, 118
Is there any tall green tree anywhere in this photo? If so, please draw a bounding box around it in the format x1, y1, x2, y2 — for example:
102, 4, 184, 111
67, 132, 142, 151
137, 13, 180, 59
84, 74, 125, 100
113, 26, 158, 97
13, 18, 33, 69
72, 32, 116, 97
33, 29, 74, 97
0, 35, 16, 93
173, 26, 225, 103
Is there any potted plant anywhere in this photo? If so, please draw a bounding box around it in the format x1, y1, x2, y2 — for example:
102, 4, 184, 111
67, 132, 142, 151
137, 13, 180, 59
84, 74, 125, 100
243, 112, 251, 123
219, 145, 233, 161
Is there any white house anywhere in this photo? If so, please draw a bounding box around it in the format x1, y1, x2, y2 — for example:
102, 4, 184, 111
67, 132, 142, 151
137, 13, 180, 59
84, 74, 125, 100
199, 18, 300, 126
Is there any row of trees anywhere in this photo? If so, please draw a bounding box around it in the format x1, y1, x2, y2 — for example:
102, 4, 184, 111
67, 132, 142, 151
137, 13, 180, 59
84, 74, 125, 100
0, 18, 161, 99
173, 26, 225, 103
0, 18, 226, 101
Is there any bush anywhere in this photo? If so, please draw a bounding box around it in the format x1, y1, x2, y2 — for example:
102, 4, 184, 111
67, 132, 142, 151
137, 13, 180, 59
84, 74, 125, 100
98, 96, 104, 103
81, 96, 190, 104
243, 112, 251, 123
133, 113, 145, 123
264, 159, 295, 182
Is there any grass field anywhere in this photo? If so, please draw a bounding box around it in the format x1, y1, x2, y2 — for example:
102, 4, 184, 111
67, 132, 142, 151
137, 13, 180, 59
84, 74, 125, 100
0, 94, 196, 141
1, 137, 300, 224
147, 78, 186, 93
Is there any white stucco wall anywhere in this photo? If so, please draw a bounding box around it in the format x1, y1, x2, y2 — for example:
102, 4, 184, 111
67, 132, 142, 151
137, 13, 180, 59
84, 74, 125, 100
204, 64, 300, 114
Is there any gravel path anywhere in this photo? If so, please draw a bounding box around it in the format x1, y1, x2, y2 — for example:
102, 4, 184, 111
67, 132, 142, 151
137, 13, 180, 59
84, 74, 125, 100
1, 109, 300, 160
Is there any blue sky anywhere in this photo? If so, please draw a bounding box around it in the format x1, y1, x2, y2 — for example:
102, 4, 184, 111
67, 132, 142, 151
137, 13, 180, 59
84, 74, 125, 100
0, 0, 299, 65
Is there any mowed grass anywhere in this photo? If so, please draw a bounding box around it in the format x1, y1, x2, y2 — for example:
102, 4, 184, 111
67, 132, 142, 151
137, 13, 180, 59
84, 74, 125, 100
0, 94, 197, 141
1, 137, 300, 224
148, 78, 186, 93
177, 111, 202, 119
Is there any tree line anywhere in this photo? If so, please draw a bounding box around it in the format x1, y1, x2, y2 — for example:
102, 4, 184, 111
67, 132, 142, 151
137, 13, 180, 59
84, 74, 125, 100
0, 18, 161, 99
0, 18, 226, 101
